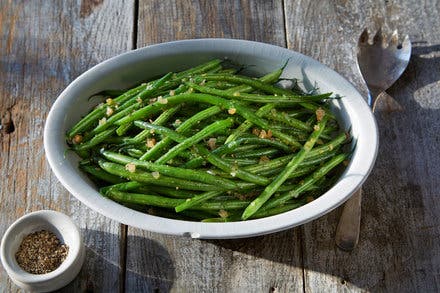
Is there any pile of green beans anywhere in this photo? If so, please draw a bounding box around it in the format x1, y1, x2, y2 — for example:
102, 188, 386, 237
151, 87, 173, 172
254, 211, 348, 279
67, 59, 351, 222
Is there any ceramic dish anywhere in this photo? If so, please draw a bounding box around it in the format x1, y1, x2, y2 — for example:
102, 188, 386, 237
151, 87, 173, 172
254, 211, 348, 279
44, 39, 378, 239
0, 210, 85, 292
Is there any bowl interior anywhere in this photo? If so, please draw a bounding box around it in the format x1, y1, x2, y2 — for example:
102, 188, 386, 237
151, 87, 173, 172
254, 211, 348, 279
44, 39, 378, 239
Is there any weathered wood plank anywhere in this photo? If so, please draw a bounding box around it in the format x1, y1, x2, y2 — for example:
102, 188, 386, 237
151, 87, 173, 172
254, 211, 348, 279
127, 1, 304, 292
285, 0, 440, 292
0, 0, 134, 292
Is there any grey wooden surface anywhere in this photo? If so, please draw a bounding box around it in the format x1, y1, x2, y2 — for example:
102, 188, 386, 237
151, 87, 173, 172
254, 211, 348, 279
1, 0, 439, 292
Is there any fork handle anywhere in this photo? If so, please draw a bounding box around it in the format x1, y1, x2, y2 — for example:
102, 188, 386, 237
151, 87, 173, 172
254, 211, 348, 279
335, 188, 362, 251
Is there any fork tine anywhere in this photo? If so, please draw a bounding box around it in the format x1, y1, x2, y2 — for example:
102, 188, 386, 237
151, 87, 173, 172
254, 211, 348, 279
373, 27, 386, 46
359, 28, 369, 44
389, 30, 399, 47
402, 35, 411, 48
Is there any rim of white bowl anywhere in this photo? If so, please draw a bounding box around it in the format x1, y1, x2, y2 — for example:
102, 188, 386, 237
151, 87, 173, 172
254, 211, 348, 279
0, 210, 83, 284
44, 38, 378, 239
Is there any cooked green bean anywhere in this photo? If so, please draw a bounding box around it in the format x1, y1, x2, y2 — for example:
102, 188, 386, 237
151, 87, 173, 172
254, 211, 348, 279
67, 60, 352, 222
242, 115, 329, 220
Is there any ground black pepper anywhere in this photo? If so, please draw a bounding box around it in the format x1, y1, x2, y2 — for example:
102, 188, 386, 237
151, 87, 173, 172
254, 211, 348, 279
15, 230, 69, 274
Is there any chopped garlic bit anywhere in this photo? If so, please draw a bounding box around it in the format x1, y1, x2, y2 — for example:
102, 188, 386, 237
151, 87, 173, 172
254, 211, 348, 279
158, 96, 168, 104
207, 138, 217, 150
149, 98, 157, 103
146, 84, 153, 90
169, 90, 176, 96
175, 186, 179, 190
259, 129, 267, 139
233, 92, 240, 97
95, 102, 104, 109
174, 119, 182, 126
218, 210, 229, 218
136, 97, 143, 103
306, 196, 314, 203
252, 128, 260, 136
151, 171, 160, 179
72, 134, 83, 144
228, 108, 237, 115
99, 117, 107, 125
230, 171, 237, 177
149, 129, 155, 134
146, 138, 156, 148
267, 129, 273, 138
187, 87, 194, 93
199, 79, 206, 86
106, 106, 114, 117
125, 163, 136, 173
106, 98, 114, 105
259, 156, 270, 163
206, 170, 215, 175
313, 124, 320, 131
315, 107, 326, 122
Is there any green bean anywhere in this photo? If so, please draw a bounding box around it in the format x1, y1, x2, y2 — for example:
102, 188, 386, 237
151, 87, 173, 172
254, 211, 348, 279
134, 121, 270, 185
174, 59, 222, 78
149, 186, 197, 199
242, 115, 329, 220
73, 127, 117, 151
99, 160, 230, 191
80, 164, 126, 184
126, 148, 144, 158
84, 72, 174, 139
201, 74, 297, 96
107, 190, 184, 208
251, 200, 307, 219
187, 82, 332, 104
224, 67, 284, 94
67, 83, 148, 138
223, 136, 292, 152
100, 181, 143, 195
116, 122, 133, 136
262, 153, 347, 210
264, 108, 312, 132
115, 93, 301, 148
129, 105, 182, 144
155, 118, 234, 164
139, 106, 222, 161
175, 191, 224, 212
233, 148, 280, 159
100, 150, 239, 189
225, 103, 275, 144
191, 200, 251, 211
67, 60, 352, 222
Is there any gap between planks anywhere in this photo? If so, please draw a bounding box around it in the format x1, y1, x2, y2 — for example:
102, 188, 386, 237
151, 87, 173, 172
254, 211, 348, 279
119, 1, 139, 292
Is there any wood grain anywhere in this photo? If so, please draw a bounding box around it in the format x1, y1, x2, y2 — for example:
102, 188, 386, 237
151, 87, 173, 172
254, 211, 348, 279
128, 1, 305, 292
285, 0, 440, 291
1, 0, 439, 292
0, 0, 134, 292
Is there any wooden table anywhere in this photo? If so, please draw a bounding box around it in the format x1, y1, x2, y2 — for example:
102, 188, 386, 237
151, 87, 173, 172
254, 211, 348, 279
1, 1, 439, 292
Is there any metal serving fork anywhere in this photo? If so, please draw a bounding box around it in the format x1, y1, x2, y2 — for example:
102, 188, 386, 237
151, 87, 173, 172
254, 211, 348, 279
335, 28, 412, 251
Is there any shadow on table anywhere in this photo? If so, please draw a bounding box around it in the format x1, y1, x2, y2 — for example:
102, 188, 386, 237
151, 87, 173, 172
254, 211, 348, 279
56, 229, 175, 293
209, 43, 440, 291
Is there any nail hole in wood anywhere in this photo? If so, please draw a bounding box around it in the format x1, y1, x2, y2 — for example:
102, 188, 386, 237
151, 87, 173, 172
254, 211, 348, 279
1, 118, 15, 134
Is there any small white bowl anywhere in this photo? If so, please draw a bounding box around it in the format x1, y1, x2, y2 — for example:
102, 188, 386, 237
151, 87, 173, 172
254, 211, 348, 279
0, 210, 85, 292
44, 39, 378, 239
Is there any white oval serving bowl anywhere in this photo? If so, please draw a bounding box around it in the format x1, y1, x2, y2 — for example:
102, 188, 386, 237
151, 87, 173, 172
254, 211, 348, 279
0, 210, 85, 292
44, 39, 378, 239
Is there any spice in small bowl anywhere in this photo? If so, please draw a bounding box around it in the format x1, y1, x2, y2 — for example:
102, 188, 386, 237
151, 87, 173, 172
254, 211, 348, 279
15, 230, 69, 274
0, 210, 85, 292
